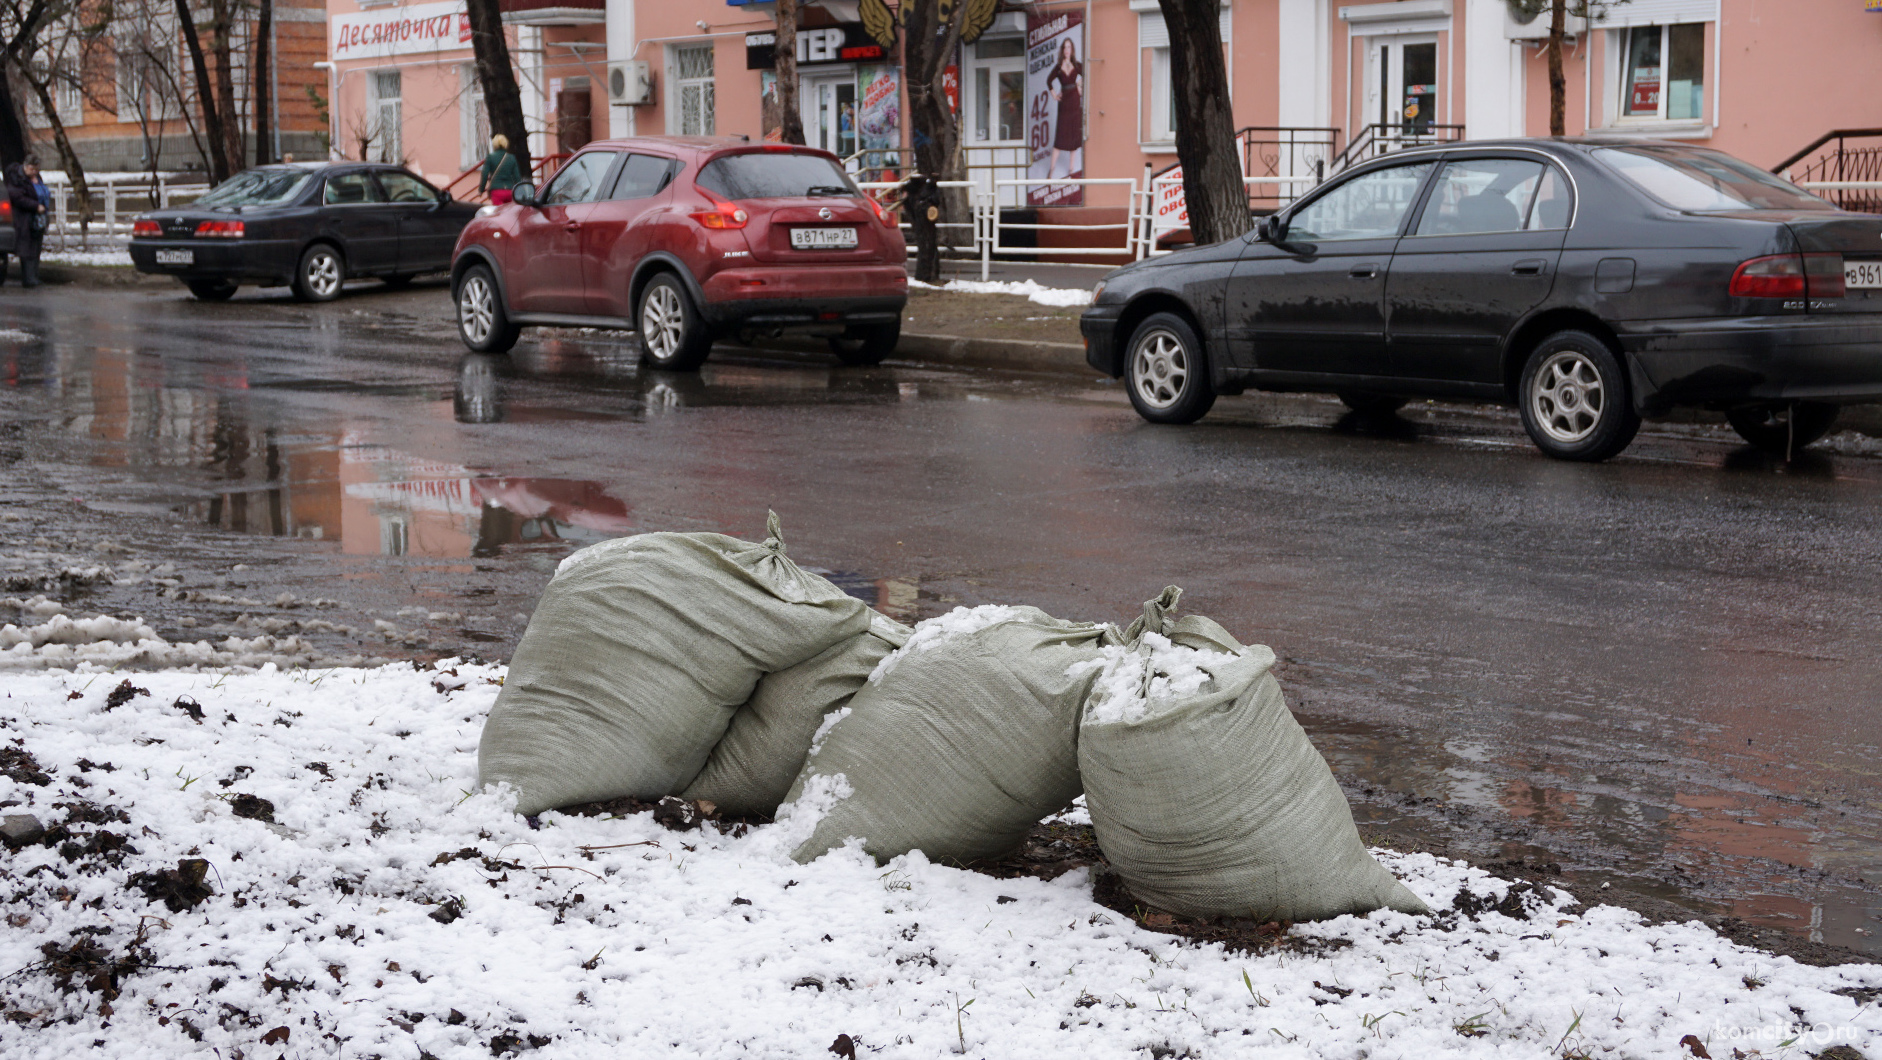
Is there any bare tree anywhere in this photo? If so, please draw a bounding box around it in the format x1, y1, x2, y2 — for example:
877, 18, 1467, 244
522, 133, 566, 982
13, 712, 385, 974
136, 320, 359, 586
252, 0, 271, 164
0, 0, 54, 165
772, 0, 804, 146
16, 45, 96, 241
464, 0, 530, 179
893, 0, 971, 282
1157, 0, 1248, 244
174, 0, 234, 179
1508, 0, 1628, 137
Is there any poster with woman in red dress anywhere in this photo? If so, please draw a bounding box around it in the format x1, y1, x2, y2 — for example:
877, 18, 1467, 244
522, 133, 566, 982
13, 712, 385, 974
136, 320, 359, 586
1025, 10, 1084, 207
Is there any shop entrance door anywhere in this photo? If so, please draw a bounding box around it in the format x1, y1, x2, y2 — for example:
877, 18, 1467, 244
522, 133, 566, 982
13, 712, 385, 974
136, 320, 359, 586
1366, 36, 1438, 135
803, 71, 857, 161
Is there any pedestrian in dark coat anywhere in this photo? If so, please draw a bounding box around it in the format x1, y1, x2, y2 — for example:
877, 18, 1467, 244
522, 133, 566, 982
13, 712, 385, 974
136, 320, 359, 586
5, 162, 46, 287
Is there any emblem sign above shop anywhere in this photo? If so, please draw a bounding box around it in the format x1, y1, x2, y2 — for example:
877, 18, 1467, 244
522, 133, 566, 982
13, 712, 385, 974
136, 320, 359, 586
746, 24, 888, 69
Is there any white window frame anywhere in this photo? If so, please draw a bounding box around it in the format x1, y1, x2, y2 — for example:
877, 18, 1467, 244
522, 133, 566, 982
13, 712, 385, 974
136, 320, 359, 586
965, 36, 1026, 145
369, 69, 403, 165
1600, 22, 1713, 137
1137, 6, 1230, 151
459, 63, 488, 171
1615, 22, 1705, 125
56, 63, 83, 126
666, 42, 715, 137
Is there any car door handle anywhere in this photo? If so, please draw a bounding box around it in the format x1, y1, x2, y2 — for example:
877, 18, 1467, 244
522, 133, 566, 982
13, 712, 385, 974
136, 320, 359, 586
1349, 264, 1380, 279
1512, 259, 1547, 276
564, 222, 582, 232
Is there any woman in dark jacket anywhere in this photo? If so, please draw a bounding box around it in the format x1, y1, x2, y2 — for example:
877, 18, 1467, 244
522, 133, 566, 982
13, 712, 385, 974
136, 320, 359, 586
4, 163, 45, 287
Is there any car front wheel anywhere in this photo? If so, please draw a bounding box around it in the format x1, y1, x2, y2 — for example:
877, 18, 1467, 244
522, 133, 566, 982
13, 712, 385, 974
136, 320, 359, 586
456, 265, 520, 354
1124, 312, 1216, 424
637, 273, 713, 371
292, 244, 344, 302
1725, 402, 1839, 456
1517, 330, 1640, 462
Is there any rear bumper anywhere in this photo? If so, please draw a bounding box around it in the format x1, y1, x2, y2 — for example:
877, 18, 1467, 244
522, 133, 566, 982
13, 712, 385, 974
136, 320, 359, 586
1621, 314, 1882, 413
1080, 305, 1124, 375
698, 264, 907, 329
129, 239, 298, 285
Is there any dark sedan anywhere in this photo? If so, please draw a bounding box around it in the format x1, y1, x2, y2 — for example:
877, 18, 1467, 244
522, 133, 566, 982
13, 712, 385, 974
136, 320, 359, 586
130, 162, 480, 302
1082, 138, 1882, 461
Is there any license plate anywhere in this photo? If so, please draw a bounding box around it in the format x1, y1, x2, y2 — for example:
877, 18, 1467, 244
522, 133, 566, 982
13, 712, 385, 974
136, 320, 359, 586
1846, 260, 1882, 289
790, 227, 857, 250
155, 249, 193, 266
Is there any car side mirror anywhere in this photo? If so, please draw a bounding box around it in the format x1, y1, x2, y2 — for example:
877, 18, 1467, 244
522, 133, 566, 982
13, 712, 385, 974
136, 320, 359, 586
510, 182, 538, 207
431, 191, 451, 211
1258, 214, 1285, 244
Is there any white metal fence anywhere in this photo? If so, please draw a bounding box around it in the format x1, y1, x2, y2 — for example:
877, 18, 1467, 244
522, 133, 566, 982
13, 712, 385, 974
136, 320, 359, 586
38, 174, 211, 250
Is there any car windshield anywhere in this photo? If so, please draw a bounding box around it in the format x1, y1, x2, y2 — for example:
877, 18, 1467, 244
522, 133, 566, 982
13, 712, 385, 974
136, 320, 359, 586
1595, 147, 1835, 212
193, 169, 313, 208
696, 153, 857, 200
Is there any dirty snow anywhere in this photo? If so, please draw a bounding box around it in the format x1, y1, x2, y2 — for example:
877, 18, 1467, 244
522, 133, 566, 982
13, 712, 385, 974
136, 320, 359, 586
910, 277, 1095, 307
2, 665, 1877, 1058
1077, 632, 1243, 726
42, 250, 134, 268
866, 604, 1034, 684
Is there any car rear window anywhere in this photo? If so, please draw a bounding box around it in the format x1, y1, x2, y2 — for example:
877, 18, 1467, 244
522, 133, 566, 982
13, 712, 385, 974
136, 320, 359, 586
696, 152, 857, 200
1595, 147, 1836, 212
194, 169, 313, 208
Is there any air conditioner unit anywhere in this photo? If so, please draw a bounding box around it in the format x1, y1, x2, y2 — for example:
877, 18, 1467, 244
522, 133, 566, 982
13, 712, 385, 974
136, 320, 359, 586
1504, 3, 1586, 40
607, 61, 652, 106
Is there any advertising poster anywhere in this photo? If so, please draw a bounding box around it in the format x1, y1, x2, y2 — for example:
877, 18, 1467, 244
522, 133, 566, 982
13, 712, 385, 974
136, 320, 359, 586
857, 65, 901, 173
1024, 8, 1084, 207
760, 71, 783, 142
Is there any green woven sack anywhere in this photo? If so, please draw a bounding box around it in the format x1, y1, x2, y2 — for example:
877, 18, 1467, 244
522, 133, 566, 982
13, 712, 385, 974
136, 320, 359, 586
1079, 588, 1429, 921
682, 611, 911, 817
782, 604, 1112, 864
479, 512, 869, 816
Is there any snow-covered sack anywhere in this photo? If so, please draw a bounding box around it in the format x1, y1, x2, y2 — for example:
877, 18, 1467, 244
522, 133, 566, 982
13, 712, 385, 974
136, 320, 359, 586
783, 604, 1111, 864
479, 512, 868, 815
681, 610, 911, 816
1079, 587, 1430, 920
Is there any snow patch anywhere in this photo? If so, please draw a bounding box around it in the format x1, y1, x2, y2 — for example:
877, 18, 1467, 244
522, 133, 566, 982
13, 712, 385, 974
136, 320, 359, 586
1078, 631, 1241, 725
910, 277, 1094, 307
867, 604, 1032, 684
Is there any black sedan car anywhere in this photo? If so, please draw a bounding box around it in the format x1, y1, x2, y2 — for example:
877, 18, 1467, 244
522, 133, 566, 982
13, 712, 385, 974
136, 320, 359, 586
1082, 138, 1882, 461
130, 162, 480, 302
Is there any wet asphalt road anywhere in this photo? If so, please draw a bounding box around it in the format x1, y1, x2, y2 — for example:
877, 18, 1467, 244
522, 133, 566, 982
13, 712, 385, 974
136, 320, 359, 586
2, 280, 1880, 958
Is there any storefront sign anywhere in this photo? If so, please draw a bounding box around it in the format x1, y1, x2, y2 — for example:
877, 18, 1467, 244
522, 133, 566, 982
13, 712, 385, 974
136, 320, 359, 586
1025, 9, 1085, 207
1869, 0, 1882, 12
745, 23, 888, 69
331, 0, 470, 61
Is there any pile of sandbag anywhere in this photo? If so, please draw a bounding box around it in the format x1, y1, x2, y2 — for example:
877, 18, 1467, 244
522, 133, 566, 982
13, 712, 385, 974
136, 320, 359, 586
479, 516, 1426, 922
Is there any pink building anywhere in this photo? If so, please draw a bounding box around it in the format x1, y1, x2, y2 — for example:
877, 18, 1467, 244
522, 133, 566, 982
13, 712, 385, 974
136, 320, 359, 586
328, 0, 1882, 210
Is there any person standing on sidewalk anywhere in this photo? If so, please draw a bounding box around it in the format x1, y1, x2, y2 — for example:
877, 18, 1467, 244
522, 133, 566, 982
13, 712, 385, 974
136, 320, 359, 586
3, 162, 45, 287
478, 135, 522, 205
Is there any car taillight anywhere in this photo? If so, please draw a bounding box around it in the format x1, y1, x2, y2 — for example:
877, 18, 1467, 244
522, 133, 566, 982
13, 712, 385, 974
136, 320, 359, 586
194, 220, 245, 238
691, 201, 748, 229
1729, 254, 1806, 298
869, 196, 894, 227
1804, 252, 1845, 298
132, 219, 161, 238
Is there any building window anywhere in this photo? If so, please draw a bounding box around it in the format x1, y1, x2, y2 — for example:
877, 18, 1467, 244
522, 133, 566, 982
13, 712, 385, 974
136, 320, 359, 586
370, 70, 403, 163
1139, 8, 1227, 146
460, 64, 489, 171
969, 36, 1024, 144
1620, 23, 1704, 123
669, 44, 714, 136
56, 65, 82, 126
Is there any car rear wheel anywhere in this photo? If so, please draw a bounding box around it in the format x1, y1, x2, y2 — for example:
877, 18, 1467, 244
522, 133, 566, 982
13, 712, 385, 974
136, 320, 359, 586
828, 321, 900, 366
1518, 330, 1640, 462
186, 279, 238, 302
292, 244, 344, 302
1338, 392, 1407, 415
637, 273, 713, 372
1125, 312, 1216, 424
456, 265, 520, 354
1725, 402, 1839, 456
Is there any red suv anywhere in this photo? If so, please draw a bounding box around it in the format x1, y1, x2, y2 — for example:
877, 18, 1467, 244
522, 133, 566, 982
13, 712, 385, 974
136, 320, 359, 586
450, 137, 908, 369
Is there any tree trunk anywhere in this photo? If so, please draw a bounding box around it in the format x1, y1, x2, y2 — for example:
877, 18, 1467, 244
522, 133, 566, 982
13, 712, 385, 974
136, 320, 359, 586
253, 0, 273, 165
773, 0, 804, 145
902, 0, 967, 282
211, 0, 244, 168
24, 76, 91, 245
1547, 0, 1566, 137
0, 0, 51, 166
174, 0, 233, 181
465, 0, 531, 179
1158, 0, 1248, 245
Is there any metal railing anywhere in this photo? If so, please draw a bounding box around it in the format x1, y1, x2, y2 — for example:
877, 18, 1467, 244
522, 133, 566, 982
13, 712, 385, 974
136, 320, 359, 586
1138, 175, 1315, 256
40, 174, 212, 249
1777, 129, 1882, 213
1239, 125, 1341, 198
1327, 122, 1465, 175
991, 178, 1139, 261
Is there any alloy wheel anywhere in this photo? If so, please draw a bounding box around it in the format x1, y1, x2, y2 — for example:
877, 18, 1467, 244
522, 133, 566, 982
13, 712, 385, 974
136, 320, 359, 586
1528, 349, 1606, 445
305, 251, 341, 298
1129, 328, 1189, 411
459, 275, 495, 346
641, 283, 684, 362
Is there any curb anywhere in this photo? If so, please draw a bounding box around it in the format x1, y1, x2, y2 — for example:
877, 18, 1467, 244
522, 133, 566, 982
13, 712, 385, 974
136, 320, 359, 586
890, 331, 1090, 376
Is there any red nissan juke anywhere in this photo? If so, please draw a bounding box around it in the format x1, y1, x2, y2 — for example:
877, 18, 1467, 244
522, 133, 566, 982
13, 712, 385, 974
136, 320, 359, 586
449, 137, 909, 369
